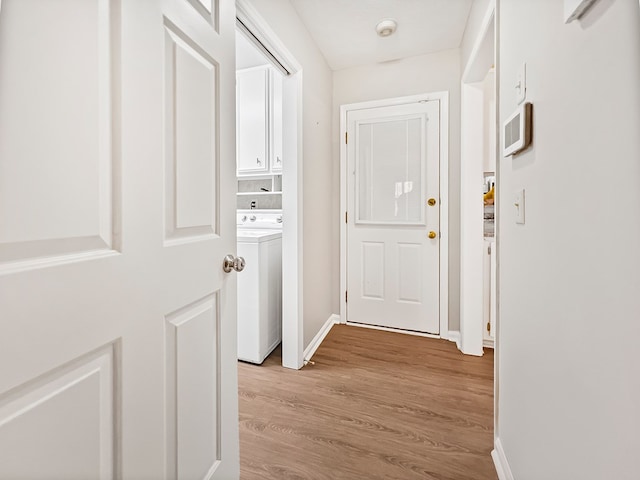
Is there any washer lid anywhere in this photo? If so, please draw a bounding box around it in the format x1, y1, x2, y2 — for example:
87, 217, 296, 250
237, 230, 282, 242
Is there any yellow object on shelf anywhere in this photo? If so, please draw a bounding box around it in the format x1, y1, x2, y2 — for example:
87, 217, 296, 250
484, 186, 495, 205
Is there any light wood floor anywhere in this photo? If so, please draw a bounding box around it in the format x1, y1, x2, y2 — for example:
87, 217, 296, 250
238, 324, 496, 480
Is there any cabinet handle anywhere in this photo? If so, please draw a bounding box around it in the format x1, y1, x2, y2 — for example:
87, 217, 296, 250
276, 156, 281, 164
256, 157, 262, 166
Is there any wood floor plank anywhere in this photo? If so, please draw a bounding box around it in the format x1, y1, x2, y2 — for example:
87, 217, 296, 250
238, 324, 497, 480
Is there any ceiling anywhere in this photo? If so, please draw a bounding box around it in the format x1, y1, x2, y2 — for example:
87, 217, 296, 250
289, 0, 474, 71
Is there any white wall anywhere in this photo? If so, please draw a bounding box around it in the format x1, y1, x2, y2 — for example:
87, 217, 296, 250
461, 0, 493, 71
245, 0, 334, 349
496, 0, 640, 478
332, 49, 462, 331
482, 70, 496, 173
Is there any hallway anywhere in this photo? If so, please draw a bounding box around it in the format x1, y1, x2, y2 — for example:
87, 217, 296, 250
238, 325, 496, 480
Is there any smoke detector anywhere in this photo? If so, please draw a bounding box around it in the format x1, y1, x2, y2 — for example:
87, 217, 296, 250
375, 19, 397, 37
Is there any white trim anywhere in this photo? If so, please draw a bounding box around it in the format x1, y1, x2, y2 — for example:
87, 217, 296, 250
492, 438, 514, 480
280, 70, 304, 370
303, 314, 339, 362
235, 0, 305, 370
494, 0, 502, 445
339, 105, 348, 330
459, 0, 496, 357
447, 330, 461, 350
235, 0, 301, 74
461, 0, 497, 81
483, 338, 494, 348
340, 92, 447, 112
346, 321, 441, 340
439, 94, 450, 339
339, 91, 450, 339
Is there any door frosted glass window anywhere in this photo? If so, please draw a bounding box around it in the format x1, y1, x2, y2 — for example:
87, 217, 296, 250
356, 116, 425, 224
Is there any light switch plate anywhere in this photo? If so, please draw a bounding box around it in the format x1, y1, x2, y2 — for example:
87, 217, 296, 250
514, 190, 525, 224
516, 63, 526, 105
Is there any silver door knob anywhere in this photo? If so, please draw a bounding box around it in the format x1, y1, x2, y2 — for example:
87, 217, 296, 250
223, 254, 246, 273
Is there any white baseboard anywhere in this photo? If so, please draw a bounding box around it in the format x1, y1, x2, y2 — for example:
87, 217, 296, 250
483, 338, 495, 348
303, 314, 339, 362
492, 438, 514, 480
448, 330, 485, 356
447, 330, 461, 349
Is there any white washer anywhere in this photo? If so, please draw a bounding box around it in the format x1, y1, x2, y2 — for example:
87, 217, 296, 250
236, 210, 282, 364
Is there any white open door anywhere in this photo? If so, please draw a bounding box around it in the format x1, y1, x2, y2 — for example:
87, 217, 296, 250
346, 100, 440, 334
0, 1, 239, 478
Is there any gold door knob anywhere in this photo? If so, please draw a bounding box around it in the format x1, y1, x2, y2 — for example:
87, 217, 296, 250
428, 231, 437, 239
427, 198, 437, 206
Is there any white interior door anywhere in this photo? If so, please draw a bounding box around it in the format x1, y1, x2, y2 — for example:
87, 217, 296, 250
346, 100, 440, 334
0, 1, 239, 479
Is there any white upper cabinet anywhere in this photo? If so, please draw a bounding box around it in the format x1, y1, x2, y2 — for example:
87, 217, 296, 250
237, 66, 269, 174
236, 66, 284, 175
270, 72, 283, 172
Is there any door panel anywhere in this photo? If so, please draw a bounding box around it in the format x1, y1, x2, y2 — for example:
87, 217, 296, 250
347, 100, 440, 334
361, 242, 385, 299
0, 346, 115, 480
165, 295, 220, 480
398, 242, 423, 303
186, 0, 218, 28
0, 1, 238, 479
164, 19, 218, 243
356, 116, 424, 225
0, 0, 117, 266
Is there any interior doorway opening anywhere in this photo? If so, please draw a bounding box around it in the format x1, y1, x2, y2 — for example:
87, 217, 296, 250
235, 0, 304, 369
460, 6, 497, 357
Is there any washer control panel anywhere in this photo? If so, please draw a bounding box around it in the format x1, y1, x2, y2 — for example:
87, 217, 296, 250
237, 210, 283, 229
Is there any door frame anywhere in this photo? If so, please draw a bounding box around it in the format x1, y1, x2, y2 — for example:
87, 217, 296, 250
235, 0, 305, 369
460, 1, 496, 357
339, 92, 450, 338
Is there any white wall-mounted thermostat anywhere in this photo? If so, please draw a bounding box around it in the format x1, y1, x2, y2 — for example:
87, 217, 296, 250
503, 103, 533, 157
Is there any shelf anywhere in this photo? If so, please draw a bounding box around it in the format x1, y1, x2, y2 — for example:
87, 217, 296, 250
236, 173, 280, 179
237, 191, 282, 196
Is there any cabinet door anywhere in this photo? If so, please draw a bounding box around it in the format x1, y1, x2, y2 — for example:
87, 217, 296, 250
270, 71, 283, 172
237, 67, 269, 173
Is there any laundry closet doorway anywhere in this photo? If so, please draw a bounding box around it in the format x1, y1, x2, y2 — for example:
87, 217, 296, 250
340, 93, 450, 336
235, 1, 305, 369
